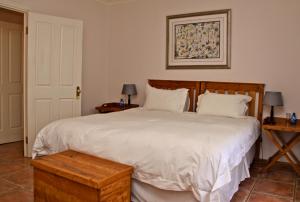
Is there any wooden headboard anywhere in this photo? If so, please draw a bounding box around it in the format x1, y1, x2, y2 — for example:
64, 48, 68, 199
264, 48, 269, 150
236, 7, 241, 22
200, 81, 265, 124
148, 79, 265, 123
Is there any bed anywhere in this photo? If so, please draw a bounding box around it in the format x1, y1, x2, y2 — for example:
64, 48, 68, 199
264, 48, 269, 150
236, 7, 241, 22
32, 80, 265, 202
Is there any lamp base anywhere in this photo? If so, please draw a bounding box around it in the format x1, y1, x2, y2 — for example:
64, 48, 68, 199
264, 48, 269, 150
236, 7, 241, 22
264, 117, 276, 125
127, 95, 131, 105
263, 105, 276, 125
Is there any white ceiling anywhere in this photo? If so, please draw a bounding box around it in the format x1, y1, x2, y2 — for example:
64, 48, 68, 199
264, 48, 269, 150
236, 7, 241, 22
96, 0, 137, 5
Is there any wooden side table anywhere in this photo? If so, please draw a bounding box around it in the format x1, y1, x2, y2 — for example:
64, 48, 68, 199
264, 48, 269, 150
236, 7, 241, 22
95, 102, 139, 113
262, 117, 300, 175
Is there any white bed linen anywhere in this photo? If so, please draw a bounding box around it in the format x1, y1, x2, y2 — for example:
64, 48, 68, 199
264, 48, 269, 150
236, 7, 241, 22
32, 108, 259, 202
132, 145, 255, 202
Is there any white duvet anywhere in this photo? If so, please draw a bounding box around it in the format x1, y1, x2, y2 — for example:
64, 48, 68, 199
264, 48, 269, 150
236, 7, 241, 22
33, 108, 259, 202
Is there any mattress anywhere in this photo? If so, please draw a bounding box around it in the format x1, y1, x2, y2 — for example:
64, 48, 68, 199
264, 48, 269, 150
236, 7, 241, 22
32, 108, 259, 201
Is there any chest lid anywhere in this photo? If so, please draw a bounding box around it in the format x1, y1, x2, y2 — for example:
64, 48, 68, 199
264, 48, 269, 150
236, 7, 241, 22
31, 150, 133, 189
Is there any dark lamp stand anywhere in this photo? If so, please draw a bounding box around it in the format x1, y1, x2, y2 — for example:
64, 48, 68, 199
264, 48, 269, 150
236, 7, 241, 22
263, 91, 283, 125
127, 95, 131, 105
269, 105, 275, 124
264, 105, 276, 125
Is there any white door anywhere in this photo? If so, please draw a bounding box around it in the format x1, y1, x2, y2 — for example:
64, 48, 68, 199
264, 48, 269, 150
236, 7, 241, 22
0, 21, 23, 144
26, 13, 83, 156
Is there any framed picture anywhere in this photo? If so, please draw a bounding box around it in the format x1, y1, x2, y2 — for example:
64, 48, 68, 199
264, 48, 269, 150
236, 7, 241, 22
166, 9, 231, 69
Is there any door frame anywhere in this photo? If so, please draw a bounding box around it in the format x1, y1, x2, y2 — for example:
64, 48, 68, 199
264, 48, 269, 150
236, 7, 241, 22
0, 1, 29, 156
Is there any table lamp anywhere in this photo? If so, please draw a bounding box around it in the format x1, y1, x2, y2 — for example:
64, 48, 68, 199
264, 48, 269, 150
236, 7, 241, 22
263, 91, 283, 124
122, 84, 137, 105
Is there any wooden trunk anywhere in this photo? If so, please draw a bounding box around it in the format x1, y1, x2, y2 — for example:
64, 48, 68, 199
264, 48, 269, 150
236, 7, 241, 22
31, 150, 133, 202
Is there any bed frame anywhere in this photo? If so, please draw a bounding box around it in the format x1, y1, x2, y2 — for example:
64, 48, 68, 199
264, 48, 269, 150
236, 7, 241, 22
148, 79, 265, 159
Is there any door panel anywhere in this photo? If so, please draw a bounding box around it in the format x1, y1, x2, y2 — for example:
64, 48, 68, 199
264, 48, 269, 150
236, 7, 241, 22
9, 30, 22, 83
0, 21, 23, 144
9, 94, 22, 128
35, 99, 53, 134
35, 22, 52, 86
27, 13, 83, 156
60, 25, 75, 86
59, 99, 75, 119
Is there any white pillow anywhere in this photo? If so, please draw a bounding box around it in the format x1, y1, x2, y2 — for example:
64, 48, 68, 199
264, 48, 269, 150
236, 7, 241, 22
196, 91, 252, 118
143, 84, 189, 113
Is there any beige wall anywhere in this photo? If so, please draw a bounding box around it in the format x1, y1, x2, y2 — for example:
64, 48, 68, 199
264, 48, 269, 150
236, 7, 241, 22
1, 0, 109, 115
106, 0, 300, 159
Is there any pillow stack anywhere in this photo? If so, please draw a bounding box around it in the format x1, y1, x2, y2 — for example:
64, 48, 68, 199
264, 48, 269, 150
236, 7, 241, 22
196, 91, 252, 118
144, 84, 189, 113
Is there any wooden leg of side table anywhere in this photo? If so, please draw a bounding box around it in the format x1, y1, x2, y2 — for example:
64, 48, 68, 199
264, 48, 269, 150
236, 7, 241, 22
263, 130, 300, 175
275, 131, 300, 164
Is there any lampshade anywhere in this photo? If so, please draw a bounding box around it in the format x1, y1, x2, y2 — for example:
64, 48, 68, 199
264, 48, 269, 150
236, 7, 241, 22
122, 84, 137, 96
263, 91, 283, 106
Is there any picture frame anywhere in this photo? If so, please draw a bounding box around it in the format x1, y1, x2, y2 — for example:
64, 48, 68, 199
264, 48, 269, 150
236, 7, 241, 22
166, 9, 231, 69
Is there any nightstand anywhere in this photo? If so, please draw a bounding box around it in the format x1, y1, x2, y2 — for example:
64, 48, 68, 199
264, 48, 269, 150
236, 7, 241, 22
95, 102, 139, 113
262, 117, 300, 175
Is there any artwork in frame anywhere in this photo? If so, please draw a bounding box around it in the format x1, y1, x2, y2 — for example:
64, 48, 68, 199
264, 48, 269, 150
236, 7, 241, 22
166, 9, 231, 69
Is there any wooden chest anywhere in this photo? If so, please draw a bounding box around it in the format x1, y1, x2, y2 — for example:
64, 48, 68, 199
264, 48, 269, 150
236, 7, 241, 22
31, 150, 133, 202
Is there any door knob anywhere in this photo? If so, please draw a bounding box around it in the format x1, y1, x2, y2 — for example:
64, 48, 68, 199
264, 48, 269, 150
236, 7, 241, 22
76, 86, 81, 99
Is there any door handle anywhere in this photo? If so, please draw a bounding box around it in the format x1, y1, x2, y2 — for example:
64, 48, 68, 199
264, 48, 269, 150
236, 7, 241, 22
76, 86, 81, 99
